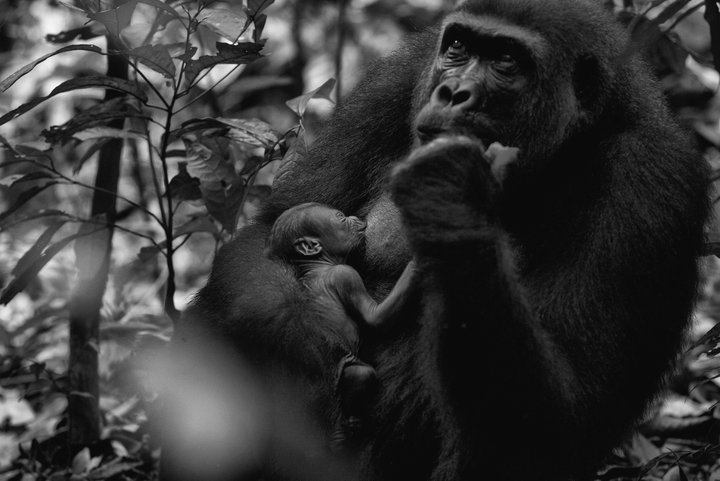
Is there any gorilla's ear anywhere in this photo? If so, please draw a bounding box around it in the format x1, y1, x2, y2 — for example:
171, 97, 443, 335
294, 237, 323, 257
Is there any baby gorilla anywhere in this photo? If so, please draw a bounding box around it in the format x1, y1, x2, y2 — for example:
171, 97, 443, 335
265, 202, 417, 446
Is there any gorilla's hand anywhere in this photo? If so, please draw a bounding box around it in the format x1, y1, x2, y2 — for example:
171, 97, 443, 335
389, 136, 499, 249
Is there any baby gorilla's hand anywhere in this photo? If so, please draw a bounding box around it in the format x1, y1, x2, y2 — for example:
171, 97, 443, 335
388, 136, 499, 251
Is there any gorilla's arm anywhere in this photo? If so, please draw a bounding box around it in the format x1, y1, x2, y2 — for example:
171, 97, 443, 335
389, 130, 707, 461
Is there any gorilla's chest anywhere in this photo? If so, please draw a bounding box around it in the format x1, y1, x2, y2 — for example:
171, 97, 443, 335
359, 193, 412, 294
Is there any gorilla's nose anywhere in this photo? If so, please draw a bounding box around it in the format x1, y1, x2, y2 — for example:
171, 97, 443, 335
431, 77, 482, 111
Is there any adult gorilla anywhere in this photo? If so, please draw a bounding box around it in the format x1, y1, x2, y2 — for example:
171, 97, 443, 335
169, 0, 711, 480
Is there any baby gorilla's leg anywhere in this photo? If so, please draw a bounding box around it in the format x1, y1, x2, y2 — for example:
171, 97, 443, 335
331, 359, 379, 451
339, 361, 379, 417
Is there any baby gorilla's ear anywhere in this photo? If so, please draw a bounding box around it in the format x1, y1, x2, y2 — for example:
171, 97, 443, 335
294, 237, 323, 257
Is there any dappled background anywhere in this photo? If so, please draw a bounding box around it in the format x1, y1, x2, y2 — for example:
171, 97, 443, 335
2, 0, 720, 480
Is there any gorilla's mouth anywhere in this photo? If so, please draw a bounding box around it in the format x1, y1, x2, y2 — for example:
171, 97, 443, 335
416, 125, 495, 150
416, 119, 498, 148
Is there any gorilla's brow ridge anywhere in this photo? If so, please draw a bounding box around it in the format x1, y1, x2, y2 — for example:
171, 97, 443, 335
440, 12, 548, 59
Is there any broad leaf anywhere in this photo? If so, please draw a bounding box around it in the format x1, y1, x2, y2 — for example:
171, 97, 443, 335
0, 171, 56, 187
0, 231, 82, 305
184, 42, 263, 86
217, 117, 278, 148
169, 117, 277, 147
167, 162, 202, 201
42, 98, 148, 145
72, 127, 146, 142
0, 75, 148, 127
138, 0, 181, 19
11, 221, 67, 277
198, 7, 249, 41
0, 182, 59, 224
286, 78, 336, 118
173, 215, 220, 238
71, 448, 92, 475
252, 14, 267, 43
248, 0, 274, 16
0, 209, 69, 231
75, 139, 110, 174
87, 0, 139, 38
127, 44, 176, 78
138, 245, 162, 262
46, 26, 102, 43
176, 46, 198, 62
0, 44, 102, 92
183, 134, 244, 232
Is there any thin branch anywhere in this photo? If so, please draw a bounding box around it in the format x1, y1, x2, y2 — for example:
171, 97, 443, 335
19, 159, 164, 226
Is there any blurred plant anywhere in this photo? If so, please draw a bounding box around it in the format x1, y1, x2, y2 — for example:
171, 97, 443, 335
0, 0, 334, 475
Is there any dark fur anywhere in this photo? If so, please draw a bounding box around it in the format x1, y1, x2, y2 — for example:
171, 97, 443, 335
171, 0, 710, 480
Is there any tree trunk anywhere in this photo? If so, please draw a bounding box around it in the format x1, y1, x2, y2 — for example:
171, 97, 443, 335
67, 35, 128, 455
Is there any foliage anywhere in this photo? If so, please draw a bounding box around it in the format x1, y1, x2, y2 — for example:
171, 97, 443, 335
2, 0, 720, 480
0, 0, 336, 478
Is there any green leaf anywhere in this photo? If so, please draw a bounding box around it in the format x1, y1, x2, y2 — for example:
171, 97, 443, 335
0, 75, 148, 127
0, 171, 56, 187
0, 137, 54, 163
198, 7, 249, 41
248, 0, 274, 16
75, 139, 110, 174
0, 44, 102, 93
176, 46, 197, 62
217, 117, 278, 148
0, 183, 59, 224
42, 98, 148, 145
138, 245, 162, 262
11, 221, 67, 277
173, 215, 220, 237
184, 42, 264, 86
167, 162, 202, 201
0, 209, 69, 231
87, 0, 139, 38
46, 26, 102, 44
72, 127, 146, 142
138, 0, 181, 19
127, 44, 176, 78
169, 117, 277, 147
71, 447, 91, 475
183, 134, 244, 232
252, 14, 267, 43
0, 231, 81, 305
285, 78, 336, 118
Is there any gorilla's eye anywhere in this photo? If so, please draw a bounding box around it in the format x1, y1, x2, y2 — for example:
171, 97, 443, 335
447, 38, 467, 57
494, 53, 519, 74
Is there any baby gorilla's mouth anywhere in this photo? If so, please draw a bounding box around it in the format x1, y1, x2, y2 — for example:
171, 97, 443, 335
348, 216, 366, 232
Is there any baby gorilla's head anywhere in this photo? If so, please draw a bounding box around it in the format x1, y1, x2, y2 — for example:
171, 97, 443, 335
266, 202, 366, 264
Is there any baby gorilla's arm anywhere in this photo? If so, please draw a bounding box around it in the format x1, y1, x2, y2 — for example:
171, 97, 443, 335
332, 260, 418, 329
